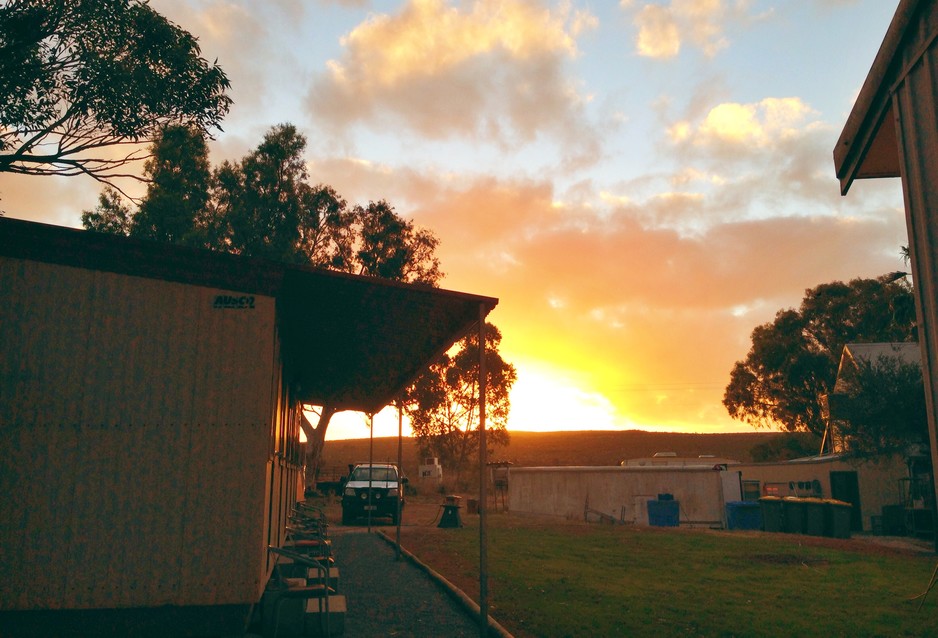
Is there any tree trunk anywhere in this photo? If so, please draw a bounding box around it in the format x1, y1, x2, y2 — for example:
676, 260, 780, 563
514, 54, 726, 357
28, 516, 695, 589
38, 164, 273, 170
301, 406, 336, 491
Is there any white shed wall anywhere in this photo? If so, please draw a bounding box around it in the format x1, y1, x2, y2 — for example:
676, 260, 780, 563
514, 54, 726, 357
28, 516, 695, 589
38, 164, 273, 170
507, 466, 728, 526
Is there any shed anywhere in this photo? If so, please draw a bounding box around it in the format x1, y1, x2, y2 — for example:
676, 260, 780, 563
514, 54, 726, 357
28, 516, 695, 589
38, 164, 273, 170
735, 454, 909, 533
0, 217, 496, 635
507, 465, 737, 527
834, 0, 938, 540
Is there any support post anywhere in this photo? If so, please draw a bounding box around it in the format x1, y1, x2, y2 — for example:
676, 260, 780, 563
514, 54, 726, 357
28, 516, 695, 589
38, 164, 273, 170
478, 309, 488, 637
397, 401, 403, 560
368, 412, 374, 533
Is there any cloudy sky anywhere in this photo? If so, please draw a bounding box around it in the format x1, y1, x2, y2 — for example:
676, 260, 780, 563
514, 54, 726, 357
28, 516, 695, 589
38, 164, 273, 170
1, 0, 910, 440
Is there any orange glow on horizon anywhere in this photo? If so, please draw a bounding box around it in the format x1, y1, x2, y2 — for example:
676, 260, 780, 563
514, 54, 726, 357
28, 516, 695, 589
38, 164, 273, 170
322, 359, 750, 441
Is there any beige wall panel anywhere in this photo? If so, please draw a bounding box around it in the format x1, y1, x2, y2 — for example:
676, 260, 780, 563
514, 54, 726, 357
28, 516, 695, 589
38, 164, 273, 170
1, 258, 281, 609
0, 260, 277, 427
858, 463, 904, 526
107, 420, 188, 606
507, 467, 724, 524
0, 259, 96, 425
80, 271, 139, 424
63, 422, 122, 608
893, 34, 938, 526
178, 422, 269, 605
191, 289, 277, 426
75, 271, 211, 425
0, 424, 31, 607
263, 460, 274, 575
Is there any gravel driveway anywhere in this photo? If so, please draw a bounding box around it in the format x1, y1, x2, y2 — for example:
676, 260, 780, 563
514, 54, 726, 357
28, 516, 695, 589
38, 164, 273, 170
331, 526, 483, 638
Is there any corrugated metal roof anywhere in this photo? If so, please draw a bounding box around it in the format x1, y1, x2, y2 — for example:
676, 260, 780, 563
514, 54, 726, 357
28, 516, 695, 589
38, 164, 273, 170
0, 217, 497, 414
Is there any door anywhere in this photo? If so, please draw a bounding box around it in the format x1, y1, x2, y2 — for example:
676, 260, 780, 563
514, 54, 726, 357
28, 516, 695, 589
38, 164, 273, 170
830, 471, 862, 531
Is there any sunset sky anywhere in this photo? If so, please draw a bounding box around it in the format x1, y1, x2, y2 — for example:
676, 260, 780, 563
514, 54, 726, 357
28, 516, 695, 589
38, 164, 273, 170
1, 1, 911, 440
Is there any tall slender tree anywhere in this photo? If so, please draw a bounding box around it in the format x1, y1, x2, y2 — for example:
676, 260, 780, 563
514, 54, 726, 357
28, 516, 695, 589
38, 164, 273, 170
133, 124, 211, 245
80, 187, 133, 235
297, 184, 356, 272
222, 124, 308, 262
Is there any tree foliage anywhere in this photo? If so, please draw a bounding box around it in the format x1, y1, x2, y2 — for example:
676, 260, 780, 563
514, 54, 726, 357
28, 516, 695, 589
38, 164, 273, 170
749, 432, 822, 462
406, 323, 516, 484
834, 355, 928, 458
298, 184, 355, 272
354, 200, 442, 285
80, 123, 211, 243
220, 124, 310, 262
133, 124, 211, 245
80, 187, 133, 235
724, 276, 916, 436
83, 123, 442, 282
0, 0, 230, 188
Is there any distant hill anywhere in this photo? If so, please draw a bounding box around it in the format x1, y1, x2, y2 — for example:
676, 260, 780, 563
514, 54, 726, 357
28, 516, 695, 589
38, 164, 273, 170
319, 429, 781, 481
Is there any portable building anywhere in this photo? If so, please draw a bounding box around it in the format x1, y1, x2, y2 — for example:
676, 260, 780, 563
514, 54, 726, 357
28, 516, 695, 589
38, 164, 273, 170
0, 217, 496, 635
506, 454, 908, 534
507, 465, 739, 527
834, 0, 938, 543
734, 454, 908, 533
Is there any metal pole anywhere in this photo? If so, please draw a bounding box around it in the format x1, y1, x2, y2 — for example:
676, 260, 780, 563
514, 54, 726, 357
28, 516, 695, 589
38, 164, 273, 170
477, 309, 488, 637
368, 412, 374, 533
396, 401, 403, 560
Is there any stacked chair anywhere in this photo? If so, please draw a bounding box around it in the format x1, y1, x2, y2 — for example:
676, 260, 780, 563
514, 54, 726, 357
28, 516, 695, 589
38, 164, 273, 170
262, 502, 345, 637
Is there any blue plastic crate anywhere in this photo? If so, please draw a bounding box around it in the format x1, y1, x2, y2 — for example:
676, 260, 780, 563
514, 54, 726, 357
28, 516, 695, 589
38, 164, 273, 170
648, 499, 680, 527
726, 501, 763, 530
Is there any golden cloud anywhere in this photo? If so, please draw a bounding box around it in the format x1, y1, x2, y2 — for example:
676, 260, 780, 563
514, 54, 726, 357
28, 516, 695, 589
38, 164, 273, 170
635, 5, 681, 58
308, 0, 599, 155
698, 98, 816, 146
631, 0, 747, 59
338, 0, 579, 86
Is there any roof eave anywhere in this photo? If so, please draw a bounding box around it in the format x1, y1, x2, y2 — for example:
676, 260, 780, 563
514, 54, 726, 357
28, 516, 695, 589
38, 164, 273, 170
833, 0, 922, 194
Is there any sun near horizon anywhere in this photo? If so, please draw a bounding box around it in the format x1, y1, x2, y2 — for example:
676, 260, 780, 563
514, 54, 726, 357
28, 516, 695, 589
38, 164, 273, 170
323, 357, 755, 441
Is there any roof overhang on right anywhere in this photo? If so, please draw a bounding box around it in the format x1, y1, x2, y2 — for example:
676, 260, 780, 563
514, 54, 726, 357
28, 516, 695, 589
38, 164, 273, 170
833, 0, 926, 195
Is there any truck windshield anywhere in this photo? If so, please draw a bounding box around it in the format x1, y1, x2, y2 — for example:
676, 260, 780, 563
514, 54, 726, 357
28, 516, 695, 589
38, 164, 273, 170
351, 467, 398, 482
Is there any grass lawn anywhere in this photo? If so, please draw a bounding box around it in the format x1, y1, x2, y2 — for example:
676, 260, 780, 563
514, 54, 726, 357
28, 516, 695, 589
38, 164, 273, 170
396, 511, 938, 638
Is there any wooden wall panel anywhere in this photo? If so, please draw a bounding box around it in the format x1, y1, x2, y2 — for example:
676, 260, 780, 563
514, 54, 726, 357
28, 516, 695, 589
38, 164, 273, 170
893, 32, 938, 532
0, 424, 30, 607
0, 257, 281, 610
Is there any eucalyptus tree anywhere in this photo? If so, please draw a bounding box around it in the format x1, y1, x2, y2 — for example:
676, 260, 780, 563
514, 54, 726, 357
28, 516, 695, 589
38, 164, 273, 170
0, 0, 230, 192
406, 323, 516, 486
354, 200, 442, 285
133, 125, 212, 245
724, 275, 916, 436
